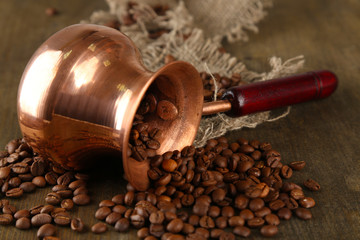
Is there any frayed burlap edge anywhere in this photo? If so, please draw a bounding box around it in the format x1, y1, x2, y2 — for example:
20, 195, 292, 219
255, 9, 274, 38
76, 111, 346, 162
82, 0, 305, 147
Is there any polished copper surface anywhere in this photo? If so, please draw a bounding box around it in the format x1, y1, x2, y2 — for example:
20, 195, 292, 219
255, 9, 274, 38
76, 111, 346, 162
202, 100, 232, 115
17, 24, 203, 191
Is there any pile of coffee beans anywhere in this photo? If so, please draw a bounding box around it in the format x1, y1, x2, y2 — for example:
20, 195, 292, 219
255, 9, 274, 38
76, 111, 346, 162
0, 138, 90, 239
0, 133, 320, 239
91, 137, 319, 239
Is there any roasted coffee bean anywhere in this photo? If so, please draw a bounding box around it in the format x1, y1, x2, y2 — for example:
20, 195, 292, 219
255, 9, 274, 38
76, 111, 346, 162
162, 159, 178, 172
265, 213, 280, 225
289, 161, 306, 170
1, 181, 9, 193
218, 232, 236, 240
71, 218, 84, 232
299, 197, 316, 208
133, 147, 148, 162
199, 216, 215, 229
295, 208, 312, 220
52, 184, 68, 192
290, 189, 305, 200
61, 199, 74, 210
156, 100, 178, 120
130, 214, 145, 228
234, 195, 249, 210
277, 207, 292, 220
239, 209, 254, 220
221, 206, 234, 218
30, 205, 44, 216
112, 194, 125, 205
69, 179, 86, 190
37, 223, 56, 238
50, 208, 66, 218
95, 207, 111, 220
149, 223, 164, 237
57, 189, 73, 198
137, 227, 150, 238
73, 186, 88, 196
249, 198, 264, 212
207, 206, 220, 218
167, 218, 184, 233
149, 210, 165, 224
99, 199, 115, 208
281, 165, 293, 179
16, 217, 31, 229
41, 205, 55, 214
3, 204, 16, 214
245, 186, 262, 198
304, 178, 320, 191
14, 209, 30, 219
12, 162, 29, 174
19, 181, 36, 192
54, 211, 71, 226
148, 168, 162, 181
0, 213, 13, 225
210, 228, 224, 239
6, 187, 23, 198
115, 218, 130, 232
73, 194, 90, 205
156, 173, 172, 186
57, 172, 73, 186
106, 212, 122, 225
18, 173, 33, 182
124, 191, 135, 206
228, 216, 245, 227
260, 225, 278, 237
146, 139, 160, 150
92, 222, 108, 234
269, 199, 286, 211
43, 236, 60, 240
215, 216, 227, 229
195, 228, 210, 239
45, 192, 62, 205
32, 176, 47, 187
31, 213, 52, 227
74, 172, 89, 181
0, 167, 11, 179
254, 207, 271, 218
113, 205, 127, 215
233, 225, 251, 237
31, 160, 45, 176
247, 217, 265, 228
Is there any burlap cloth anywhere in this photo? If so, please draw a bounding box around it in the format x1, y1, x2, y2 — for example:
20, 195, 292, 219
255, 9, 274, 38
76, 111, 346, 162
82, 0, 305, 147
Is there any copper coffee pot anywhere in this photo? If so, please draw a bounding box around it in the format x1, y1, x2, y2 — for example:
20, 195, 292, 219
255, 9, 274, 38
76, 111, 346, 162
17, 24, 337, 191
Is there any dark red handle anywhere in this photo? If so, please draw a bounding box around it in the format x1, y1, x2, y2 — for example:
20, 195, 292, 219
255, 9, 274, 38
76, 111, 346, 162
222, 70, 338, 117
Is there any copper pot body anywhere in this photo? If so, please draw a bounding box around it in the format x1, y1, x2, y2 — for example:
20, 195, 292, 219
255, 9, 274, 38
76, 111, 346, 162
17, 24, 203, 190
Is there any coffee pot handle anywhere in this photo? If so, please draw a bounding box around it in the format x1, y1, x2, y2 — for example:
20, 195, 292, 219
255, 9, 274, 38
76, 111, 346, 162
217, 70, 338, 117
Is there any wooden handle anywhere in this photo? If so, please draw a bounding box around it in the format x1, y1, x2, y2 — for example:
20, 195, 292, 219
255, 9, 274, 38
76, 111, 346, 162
222, 70, 338, 117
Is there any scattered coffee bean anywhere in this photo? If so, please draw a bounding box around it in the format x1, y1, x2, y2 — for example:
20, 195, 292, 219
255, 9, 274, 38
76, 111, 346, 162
295, 208, 312, 220
260, 224, 278, 237
92, 222, 108, 234
37, 223, 56, 238
15, 217, 31, 230
71, 218, 84, 232
73, 194, 91, 205
115, 218, 130, 232
304, 178, 321, 191
31, 213, 52, 227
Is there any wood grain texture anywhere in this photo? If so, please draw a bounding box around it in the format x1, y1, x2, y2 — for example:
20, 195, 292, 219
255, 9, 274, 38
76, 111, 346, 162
0, 0, 359, 239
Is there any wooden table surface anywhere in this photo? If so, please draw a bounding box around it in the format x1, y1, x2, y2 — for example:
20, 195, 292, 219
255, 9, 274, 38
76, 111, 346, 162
0, 0, 359, 239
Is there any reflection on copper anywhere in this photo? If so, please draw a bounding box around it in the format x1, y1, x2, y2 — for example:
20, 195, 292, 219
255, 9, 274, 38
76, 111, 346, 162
17, 24, 203, 191
202, 100, 232, 115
